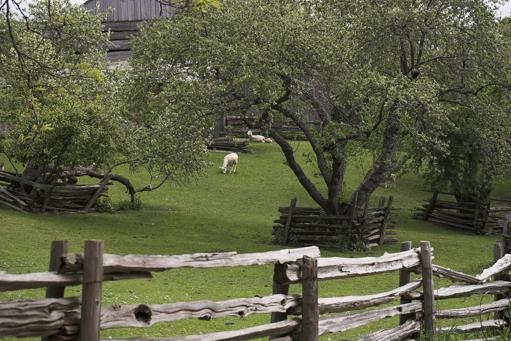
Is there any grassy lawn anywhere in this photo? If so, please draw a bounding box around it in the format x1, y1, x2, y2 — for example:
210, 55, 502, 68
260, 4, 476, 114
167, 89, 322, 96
0, 142, 509, 340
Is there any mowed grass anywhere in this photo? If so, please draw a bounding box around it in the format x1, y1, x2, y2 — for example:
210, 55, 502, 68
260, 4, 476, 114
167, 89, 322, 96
0, 142, 509, 340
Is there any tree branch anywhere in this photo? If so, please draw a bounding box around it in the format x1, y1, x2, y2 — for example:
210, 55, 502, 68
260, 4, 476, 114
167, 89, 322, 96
270, 127, 327, 209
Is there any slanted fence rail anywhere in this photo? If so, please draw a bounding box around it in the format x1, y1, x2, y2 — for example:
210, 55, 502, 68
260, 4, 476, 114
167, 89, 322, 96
2, 238, 511, 340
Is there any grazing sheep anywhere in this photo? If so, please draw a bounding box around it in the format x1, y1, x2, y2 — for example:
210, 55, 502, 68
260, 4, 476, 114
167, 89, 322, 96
219, 152, 238, 174
264, 137, 273, 143
384, 173, 397, 189
247, 130, 266, 143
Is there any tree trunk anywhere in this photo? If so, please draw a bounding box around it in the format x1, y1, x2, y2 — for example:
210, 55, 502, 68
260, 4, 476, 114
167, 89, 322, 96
353, 112, 399, 207
270, 128, 329, 212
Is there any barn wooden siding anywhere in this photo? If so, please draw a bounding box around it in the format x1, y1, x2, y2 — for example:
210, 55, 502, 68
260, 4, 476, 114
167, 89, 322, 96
83, 0, 174, 22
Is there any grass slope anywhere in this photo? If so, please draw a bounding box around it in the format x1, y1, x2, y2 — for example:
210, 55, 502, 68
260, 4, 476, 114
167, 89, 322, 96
0, 143, 509, 340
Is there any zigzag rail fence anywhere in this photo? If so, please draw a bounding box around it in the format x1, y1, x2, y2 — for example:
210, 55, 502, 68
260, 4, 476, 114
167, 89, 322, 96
273, 196, 397, 250
417, 191, 511, 235
1, 237, 511, 340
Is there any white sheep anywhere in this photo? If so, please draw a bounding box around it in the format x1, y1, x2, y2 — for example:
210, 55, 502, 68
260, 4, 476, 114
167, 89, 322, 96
247, 130, 266, 143
384, 173, 397, 189
264, 137, 273, 143
219, 152, 238, 174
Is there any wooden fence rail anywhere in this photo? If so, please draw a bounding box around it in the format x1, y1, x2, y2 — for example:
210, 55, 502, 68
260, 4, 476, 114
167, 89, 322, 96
2, 239, 511, 340
417, 191, 511, 234
273, 197, 397, 250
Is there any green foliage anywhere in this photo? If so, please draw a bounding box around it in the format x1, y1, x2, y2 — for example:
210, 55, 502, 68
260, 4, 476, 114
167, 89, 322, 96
131, 0, 511, 210
0, 0, 118, 169
116, 196, 142, 211
341, 0, 511, 202
96, 196, 114, 213
0, 0, 210, 192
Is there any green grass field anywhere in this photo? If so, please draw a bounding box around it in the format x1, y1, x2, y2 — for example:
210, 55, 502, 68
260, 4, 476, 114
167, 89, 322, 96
1, 142, 509, 340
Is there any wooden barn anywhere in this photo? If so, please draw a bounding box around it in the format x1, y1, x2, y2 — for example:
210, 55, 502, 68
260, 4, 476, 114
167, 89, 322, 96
83, 0, 175, 63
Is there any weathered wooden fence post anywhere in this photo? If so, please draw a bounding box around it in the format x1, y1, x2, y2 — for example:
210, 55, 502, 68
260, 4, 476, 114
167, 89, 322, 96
379, 196, 393, 246
503, 213, 511, 254
473, 198, 482, 234
80, 240, 104, 341
420, 241, 436, 338
283, 198, 297, 244
301, 255, 319, 341
423, 192, 438, 221
493, 241, 506, 321
45, 240, 69, 297
271, 263, 290, 324
348, 192, 359, 249
399, 241, 413, 326
42, 240, 69, 341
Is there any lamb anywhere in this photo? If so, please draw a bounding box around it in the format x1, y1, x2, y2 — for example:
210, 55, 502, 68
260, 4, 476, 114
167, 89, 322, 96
219, 152, 238, 174
247, 130, 266, 143
264, 137, 273, 143
384, 173, 397, 189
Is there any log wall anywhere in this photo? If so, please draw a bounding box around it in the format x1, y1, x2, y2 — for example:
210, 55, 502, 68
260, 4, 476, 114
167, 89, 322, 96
2, 239, 511, 340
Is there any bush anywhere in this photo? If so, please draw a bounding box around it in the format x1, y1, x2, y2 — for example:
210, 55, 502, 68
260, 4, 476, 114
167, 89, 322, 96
116, 196, 143, 211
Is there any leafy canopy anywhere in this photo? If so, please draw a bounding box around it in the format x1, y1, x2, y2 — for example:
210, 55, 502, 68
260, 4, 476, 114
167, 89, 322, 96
0, 0, 210, 190
132, 0, 511, 208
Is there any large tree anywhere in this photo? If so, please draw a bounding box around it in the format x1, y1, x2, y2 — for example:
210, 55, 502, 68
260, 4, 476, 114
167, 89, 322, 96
420, 14, 511, 204
0, 0, 210, 205
132, 0, 510, 214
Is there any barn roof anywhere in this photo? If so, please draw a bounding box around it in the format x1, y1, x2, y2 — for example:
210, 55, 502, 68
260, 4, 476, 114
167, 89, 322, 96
83, 0, 174, 22
83, 0, 175, 64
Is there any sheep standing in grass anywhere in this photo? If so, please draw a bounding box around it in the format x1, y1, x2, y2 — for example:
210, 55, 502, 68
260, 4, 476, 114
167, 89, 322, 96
247, 130, 266, 143
384, 173, 397, 189
264, 137, 273, 143
220, 152, 238, 174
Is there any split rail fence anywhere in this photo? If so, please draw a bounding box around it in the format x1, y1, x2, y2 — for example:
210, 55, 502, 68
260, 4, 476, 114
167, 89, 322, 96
417, 191, 511, 235
0, 170, 108, 213
273, 197, 397, 250
1, 239, 511, 340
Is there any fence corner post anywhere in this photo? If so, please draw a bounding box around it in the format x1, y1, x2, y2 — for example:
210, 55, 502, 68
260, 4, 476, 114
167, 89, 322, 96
283, 198, 297, 244
399, 241, 412, 326
80, 240, 104, 341
301, 255, 319, 341
424, 192, 438, 221
420, 240, 436, 338
503, 213, 511, 254
493, 241, 507, 321
45, 240, 69, 297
